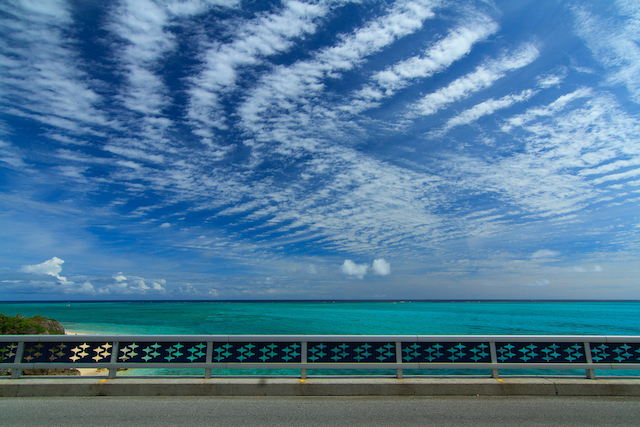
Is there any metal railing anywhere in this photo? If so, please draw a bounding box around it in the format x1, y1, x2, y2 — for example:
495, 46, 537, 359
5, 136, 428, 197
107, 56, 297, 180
2, 335, 639, 379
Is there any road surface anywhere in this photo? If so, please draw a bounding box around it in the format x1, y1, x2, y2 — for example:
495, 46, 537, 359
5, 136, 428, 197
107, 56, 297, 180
2, 395, 639, 426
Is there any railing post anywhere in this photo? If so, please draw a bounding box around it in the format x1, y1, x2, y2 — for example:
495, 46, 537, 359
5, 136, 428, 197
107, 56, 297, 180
10, 341, 25, 379
205, 341, 213, 379
108, 341, 119, 379
489, 341, 499, 379
584, 342, 596, 380
395, 341, 403, 379
301, 340, 307, 379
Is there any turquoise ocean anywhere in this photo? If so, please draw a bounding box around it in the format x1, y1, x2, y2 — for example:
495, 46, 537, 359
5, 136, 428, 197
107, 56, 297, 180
1, 300, 638, 377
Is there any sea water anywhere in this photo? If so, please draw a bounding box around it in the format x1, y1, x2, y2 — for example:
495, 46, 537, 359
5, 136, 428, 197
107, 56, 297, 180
1, 301, 638, 377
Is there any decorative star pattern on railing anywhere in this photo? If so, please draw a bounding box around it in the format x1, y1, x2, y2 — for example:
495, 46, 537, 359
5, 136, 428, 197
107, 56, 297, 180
0, 342, 18, 363
115, 341, 303, 363
495, 342, 587, 363
401, 342, 491, 363
0, 339, 639, 367
591, 343, 640, 363
118, 342, 209, 363
19, 341, 113, 363
308, 342, 396, 363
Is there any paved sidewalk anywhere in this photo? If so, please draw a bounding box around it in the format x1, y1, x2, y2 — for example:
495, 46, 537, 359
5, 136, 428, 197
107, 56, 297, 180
2, 377, 640, 397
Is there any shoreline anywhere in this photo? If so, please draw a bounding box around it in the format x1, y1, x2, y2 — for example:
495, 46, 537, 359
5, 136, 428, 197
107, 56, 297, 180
64, 330, 87, 335
64, 329, 108, 377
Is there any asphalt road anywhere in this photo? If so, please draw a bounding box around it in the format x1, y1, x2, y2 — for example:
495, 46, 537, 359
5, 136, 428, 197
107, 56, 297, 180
2, 396, 639, 426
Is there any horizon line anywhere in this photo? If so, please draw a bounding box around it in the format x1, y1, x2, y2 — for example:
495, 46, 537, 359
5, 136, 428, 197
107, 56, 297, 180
2, 299, 639, 304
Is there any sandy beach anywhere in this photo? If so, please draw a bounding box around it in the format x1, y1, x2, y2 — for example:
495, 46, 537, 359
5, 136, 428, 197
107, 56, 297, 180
64, 329, 109, 377
64, 330, 91, 336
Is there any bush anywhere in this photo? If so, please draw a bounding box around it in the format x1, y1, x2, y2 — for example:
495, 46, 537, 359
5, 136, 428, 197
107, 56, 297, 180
0, 313, 64, 335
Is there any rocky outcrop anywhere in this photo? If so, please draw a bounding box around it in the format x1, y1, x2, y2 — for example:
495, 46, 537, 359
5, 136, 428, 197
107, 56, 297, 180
1, 313, 78, 376
27, 315, 65, 335
1, 368, 81, 377
21, 368, 81, 376
1, 313, 65, 335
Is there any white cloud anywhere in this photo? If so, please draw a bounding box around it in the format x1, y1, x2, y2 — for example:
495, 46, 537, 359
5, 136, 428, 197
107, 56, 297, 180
21, 257, 70, 284
152, 279, 167, 291
580, 157, 640, 176
341, 259, 368, 279
435, 68, 575, 136
108, 272, 165, 293
102, 0, 240, 163
0, 0, 110, 133
344, 15, 498, 115
17, 257, 97, 294
130, 278, 150, 291
451, 92, 640, 222
178, 284, 199, 295
501, 88, 592, 132
103, 146, 165, 164
0, 140, 31, 171
412, 43, 540, 117
536, 68, 568, 88
160, 222, 171, 228
372, 258, 391, 276
76, 281, 96, 294
531, 250, 560, 259
522, 279, 550, 287
108, 0, 174, 116
440, 89, 537, 132
592, 168, 640, 184
375, 17, 498, 93
111, 0, 239, 116
187, 0, 335, 141
573, 265, 604, 273
113, 272, 127, 282
239, 0, 439, 137
316, 0, 437, 71
341, 258, 390, 278
573, 2, 640, 103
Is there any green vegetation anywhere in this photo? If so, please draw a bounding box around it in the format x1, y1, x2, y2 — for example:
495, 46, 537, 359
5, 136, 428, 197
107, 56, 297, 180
0, 313, 65, 335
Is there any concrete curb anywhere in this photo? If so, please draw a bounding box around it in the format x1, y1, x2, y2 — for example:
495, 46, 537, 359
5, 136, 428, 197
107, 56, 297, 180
2, 377, 640, 397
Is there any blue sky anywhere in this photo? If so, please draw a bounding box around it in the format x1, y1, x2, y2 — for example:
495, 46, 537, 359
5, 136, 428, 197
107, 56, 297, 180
1, 0, 639, 301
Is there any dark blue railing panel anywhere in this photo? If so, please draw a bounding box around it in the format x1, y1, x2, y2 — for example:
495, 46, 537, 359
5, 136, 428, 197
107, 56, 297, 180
307, 342, 396, 363
119, 341, 302, 363
402, 342, 491, 363
495, 342, 586, 363
223, 342, 301, 363
21, 341, 114, 364
591, 343, 640, 363
119, 342, 207, 363
0, 342, 18, 363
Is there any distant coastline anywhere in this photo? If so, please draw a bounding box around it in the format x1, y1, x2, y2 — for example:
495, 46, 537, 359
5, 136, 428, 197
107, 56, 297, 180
2, 299, 639, 303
